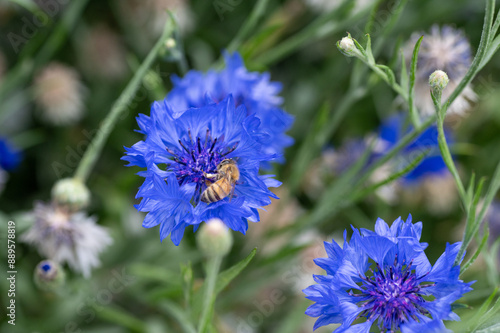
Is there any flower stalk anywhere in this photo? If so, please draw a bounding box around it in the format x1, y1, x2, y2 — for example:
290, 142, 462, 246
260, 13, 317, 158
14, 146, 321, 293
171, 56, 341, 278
74, 18, 175, 182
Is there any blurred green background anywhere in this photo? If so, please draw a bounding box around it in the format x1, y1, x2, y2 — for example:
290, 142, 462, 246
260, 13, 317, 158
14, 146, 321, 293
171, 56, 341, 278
1, 0, 500, 332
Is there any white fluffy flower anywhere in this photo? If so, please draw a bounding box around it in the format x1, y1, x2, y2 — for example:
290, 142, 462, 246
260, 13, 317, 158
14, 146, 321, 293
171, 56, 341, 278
79, 24, 128, 81
405, 25, 477, 116
118, 0, 194, 40
22, 202, 112, 278
34, 63, 86, 126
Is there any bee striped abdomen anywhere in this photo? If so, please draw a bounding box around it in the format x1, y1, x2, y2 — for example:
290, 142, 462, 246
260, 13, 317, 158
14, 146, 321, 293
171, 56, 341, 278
201, 181, 229, 203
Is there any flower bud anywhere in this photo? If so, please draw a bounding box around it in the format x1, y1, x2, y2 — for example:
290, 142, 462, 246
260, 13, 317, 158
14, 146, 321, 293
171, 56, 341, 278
51, 178, 90, 211
165, 38, 176, 50
429, 70, 449, 92
34, 260, 65, 292
197, 218, 233, 257
337, 35, 359, 57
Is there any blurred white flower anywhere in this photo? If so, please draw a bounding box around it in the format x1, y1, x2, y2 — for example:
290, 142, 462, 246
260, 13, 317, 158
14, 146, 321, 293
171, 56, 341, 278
79, 24, 128, 81
405, 25, 477, 116
420, 172, 457, 214
34, 63, 86, 125
118, 0, 194, 41
22, 202, 112, 278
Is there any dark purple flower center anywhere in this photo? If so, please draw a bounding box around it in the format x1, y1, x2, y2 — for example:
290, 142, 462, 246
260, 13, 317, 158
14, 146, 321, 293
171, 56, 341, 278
42, 263, 52, 272
352, 258, 433, 331
166, 128, 238, 202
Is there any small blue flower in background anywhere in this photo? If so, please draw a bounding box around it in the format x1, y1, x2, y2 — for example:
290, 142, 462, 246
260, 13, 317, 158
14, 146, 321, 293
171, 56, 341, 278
303, 215, 472, 332
326, 114, 452, 183
166, 52, 294, 167
0, 136, 22, 171
377, 113, 452, 184
0, 137, 22, 194
123, 95, 281, 245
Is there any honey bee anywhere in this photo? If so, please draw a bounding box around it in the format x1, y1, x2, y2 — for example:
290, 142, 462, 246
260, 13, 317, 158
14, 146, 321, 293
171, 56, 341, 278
201, 159, 240, 203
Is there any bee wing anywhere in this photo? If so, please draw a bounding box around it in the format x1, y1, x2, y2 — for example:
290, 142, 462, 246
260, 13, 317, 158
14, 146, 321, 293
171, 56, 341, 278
228, 182, 236, 203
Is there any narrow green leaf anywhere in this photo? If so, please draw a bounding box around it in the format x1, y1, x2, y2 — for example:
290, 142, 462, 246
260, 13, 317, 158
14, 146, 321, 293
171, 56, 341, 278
216, 248, 257, 294
352, 34, 368, 58
480, 34, 500, 70
467, 287, 498, 332
467, 288, 500, 332
408, 35, 424, 127
193, 249, 257, 332
353, 149, 429, 200
447, 0, 495, 108
456, 177, 486, 266
365, 34, 375, 63
356, 115, 436, 188
489, 7, 500, 44
478, 159, 500, 227
467, 173, 477, 204
400, 50, 409, 92
461, 228, 489, 274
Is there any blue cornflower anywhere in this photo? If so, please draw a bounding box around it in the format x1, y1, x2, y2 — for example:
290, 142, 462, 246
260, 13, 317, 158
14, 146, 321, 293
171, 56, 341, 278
0, 137, 22, 171
123, 96, 281, 245
166, 52, 293, 167
377, 114, 451, 184
303, 215, 473, 332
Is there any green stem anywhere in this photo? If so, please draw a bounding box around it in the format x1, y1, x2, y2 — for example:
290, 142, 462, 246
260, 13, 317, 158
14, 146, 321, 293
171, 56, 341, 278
363, 60, 407, 98
197, 256, 222, 333
74, 19, 175, 182
436, 110, 468, 207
